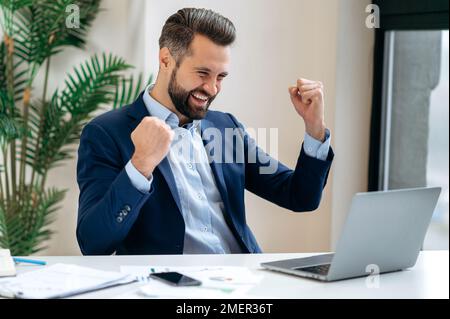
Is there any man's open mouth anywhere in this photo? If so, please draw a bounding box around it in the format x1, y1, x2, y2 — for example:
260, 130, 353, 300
190, 92, 209, 107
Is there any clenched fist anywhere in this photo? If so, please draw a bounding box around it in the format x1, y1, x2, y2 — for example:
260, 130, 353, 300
289, 78, 326, 142
130, 116, 174, 178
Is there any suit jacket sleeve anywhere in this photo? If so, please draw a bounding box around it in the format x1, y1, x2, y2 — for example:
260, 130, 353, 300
76, 122, 153, 255
227, 113, 334, 212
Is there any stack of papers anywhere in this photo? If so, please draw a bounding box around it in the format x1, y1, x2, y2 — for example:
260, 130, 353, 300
0, 263, 134, 299
0, 249, 16, 277
119, 266, 263, 299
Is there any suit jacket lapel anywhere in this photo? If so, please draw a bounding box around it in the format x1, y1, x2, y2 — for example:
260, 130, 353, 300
155, 157, 182, 213
200, 118, 230, 208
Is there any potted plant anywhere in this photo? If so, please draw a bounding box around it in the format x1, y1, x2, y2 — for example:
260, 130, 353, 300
0, 0, 146, 255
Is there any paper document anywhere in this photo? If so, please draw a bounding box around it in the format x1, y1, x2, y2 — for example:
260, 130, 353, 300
0, 249, 16, 277
0, 263, 134, 299
120, 266, 262, 298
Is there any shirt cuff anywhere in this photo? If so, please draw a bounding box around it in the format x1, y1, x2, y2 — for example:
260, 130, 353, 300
125, 160, 153, 193
303, 128, 331, 161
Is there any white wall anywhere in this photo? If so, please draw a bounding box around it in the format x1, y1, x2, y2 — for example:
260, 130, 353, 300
37, 0, 373, 255
331, 0, 374, 248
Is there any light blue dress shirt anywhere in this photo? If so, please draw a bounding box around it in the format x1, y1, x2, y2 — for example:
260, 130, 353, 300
125, 85, 331, 254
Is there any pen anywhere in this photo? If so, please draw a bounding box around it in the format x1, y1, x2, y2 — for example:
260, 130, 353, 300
13, 257, 47, 266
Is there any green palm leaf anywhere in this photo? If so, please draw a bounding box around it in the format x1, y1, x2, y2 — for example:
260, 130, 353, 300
0, 89, 22, 142
26, 53, 132, 175
1, 41, 28, 103
0, 0, 33, 34
0, 205, 9, 248
0, 42, 5, 90
0, 186, 65, 254
112, 73, 153, 109
13, 0, 100, 70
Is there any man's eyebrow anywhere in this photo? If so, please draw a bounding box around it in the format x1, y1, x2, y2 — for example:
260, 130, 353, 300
194, 67, 228, 76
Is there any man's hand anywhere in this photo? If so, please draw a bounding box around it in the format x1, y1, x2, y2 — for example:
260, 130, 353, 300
289, 78, 326, 142
130, 117, 174, 178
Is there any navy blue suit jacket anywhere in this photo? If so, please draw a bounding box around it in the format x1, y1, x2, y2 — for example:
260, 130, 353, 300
76, 93, 334, 255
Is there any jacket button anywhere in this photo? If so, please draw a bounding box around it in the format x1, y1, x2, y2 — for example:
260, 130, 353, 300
120, 209, 128, 216
116, 216, 123, 223
124, 205, 131, 212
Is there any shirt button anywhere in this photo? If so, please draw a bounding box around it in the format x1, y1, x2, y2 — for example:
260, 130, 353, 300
187, 163, 193, 169
197, 193, 202, 199
202, 226, 208, 232
116, 216, 123, 223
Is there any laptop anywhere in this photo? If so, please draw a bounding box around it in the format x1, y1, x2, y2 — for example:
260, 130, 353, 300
261, 187, 442, 281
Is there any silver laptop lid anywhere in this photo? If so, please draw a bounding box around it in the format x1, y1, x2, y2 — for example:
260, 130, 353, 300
326, 187, 441, 281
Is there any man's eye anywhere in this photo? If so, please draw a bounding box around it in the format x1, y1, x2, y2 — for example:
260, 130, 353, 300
198, 72, 208, 77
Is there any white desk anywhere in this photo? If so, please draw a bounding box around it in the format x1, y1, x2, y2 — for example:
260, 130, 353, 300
10, 251, 449, 299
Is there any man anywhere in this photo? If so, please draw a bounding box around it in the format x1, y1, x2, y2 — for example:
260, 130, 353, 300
76, 8, 333, 255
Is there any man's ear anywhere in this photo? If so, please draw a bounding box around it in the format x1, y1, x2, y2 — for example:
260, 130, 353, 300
159, 47, 173, 70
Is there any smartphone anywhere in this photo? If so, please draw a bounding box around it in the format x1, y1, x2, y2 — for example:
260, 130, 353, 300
149, 272, 202, 286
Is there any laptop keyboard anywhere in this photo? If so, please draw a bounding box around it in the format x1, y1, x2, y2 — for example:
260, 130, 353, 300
295, 263, 331, 275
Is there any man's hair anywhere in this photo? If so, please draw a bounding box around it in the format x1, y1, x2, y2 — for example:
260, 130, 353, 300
159, 8, 236, 64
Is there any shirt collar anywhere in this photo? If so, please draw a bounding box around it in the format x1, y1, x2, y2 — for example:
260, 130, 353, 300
143, 84, 201, 132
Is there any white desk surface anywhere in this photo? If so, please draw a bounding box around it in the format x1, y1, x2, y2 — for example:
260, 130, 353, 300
10, 251, 449, 299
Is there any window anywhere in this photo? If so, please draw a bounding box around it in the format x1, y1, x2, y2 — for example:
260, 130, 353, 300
377, 30, 448, 249
424, 31, 448, 249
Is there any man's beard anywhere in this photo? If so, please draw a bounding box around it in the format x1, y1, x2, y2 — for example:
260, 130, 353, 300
168, 67, 216, 121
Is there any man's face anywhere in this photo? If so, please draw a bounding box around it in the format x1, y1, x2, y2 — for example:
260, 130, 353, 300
167, 34, 230, 121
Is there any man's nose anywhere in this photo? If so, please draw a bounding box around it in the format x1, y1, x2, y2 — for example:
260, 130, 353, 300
203, 80, 218, 97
